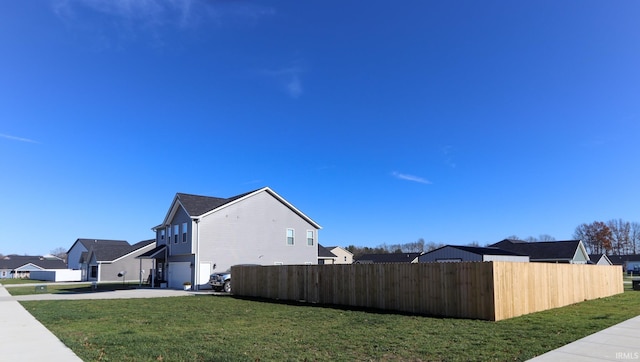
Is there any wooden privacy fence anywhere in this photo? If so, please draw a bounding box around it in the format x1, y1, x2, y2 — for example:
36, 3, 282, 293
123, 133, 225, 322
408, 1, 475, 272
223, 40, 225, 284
232, 262, 623, 321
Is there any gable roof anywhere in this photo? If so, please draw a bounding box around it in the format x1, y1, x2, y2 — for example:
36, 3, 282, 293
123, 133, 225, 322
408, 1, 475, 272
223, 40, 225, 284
67, 238, 129, 254
355, 253, 421, 264
435, 245, 526, 256
158, 187, 321, 229
0, 255, 67, 270
86, 239, 155, 263
176, 191, 254, 217
318, 244, 337, 258
490, 239, 585, 261
607, 254, 640, 265
589, 254, 613, 265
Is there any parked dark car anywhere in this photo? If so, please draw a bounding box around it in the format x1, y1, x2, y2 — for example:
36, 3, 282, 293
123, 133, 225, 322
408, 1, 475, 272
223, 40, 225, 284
209, 271, 231, 293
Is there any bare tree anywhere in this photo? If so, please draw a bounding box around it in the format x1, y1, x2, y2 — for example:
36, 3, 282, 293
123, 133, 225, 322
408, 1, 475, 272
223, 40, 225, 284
574, 221, 613, 254
50, 247, 68, 262
538, 234, 556, 241
425, 241, 445, 252
608, 219, 632, 254
631, 222, 640, 254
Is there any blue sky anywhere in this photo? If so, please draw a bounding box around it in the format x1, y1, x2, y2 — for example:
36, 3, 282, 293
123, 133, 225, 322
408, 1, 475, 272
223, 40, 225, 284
2, 1, 640, 255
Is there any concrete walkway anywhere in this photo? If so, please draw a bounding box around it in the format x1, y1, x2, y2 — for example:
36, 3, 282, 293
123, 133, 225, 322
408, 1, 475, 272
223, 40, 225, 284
0, 283, 204, 361
0, 284, 83, 362
528, 315, 640, 361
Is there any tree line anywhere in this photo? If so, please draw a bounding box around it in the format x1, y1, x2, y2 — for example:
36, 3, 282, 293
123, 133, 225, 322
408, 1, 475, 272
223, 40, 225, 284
573, 219, 640, 255
345, 218, 640, 259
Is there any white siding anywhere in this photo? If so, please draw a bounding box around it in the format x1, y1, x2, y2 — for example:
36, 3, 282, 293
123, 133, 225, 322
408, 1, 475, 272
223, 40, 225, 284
197, 190, 318, 273
483, 255, 529, 262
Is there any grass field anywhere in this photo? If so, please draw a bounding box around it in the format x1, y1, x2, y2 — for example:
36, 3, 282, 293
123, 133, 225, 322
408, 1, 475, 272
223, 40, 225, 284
20, 286, 640, 361
0, 278, 45, 285
6, 282, 138, 296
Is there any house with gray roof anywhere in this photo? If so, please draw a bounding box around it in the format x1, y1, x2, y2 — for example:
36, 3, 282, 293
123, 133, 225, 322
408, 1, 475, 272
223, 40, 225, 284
418, 245, 529, 263
318, 245, 338, 264
0, 255, 67, 279
142, 187, 322, 289
354, 253, 421, 264
489, 239, 590, 264
588, 254, 613, 265
67, 238, 155, 282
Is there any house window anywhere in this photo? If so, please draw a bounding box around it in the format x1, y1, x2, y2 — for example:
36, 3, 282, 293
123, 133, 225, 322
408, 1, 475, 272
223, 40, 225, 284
344, 256, 347, 262
174, 225, 179, 243
160, 229, 165, 241
182, 222, 187, 243
90, 266, 97, 278
286, 229, 294, 245
306, 230, 314, 246
1, 271, 5, 277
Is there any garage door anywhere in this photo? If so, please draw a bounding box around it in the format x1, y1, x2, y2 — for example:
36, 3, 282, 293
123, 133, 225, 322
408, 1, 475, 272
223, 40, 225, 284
168, 262, 191, 289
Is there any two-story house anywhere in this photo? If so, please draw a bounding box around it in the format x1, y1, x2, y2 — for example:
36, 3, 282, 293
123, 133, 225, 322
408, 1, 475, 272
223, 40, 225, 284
143, 187, 322, 289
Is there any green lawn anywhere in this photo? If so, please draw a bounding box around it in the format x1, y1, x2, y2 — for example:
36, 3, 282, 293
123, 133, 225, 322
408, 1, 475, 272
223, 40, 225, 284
0, 278, 45, 285
20, 288, 640, 361
6, 282, 138, 296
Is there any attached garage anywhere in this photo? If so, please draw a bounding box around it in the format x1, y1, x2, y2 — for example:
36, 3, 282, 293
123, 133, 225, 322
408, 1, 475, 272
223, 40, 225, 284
168, 262, 191, 289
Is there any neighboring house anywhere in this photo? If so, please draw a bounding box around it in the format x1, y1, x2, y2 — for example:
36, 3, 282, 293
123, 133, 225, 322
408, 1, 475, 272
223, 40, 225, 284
326, 246, 354, 264
608, 254, 640, 275
418, 245, 529, 263
144, 187, 322, 289
67, 238, 155, 282
67, 239, 130, 270
489, 239, 590, 264
588, 254, 613, 265
318, 245, 338, 265
0, 255, 66, 279
354, 253, 421, 264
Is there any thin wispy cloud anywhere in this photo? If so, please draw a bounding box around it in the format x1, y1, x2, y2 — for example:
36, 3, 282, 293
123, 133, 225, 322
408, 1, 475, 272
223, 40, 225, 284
392, 171, 431, 185
0, 133, 40, 144
262, 66, 305, 99
51, 0, 276, 45
442, 145, 456, 168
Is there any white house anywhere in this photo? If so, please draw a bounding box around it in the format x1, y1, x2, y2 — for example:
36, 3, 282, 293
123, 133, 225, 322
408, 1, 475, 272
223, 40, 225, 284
326, 246, 354, 264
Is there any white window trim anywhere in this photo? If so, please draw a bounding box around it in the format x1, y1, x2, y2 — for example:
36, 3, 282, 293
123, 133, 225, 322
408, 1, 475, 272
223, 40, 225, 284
306, 230, 314, 246
182, 222, 188, 243
286, 228, 295, 246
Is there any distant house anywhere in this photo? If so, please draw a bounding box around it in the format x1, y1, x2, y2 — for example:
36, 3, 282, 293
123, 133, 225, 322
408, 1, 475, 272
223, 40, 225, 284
489, 239, 590, 264
0, 255, 66, 279
608, 254, 640, 275
318, 245, 338, 265
67, 238, 155, 282
142, 187, 322, 289
354, 253, 421, 264
588, 254, 613, 265
418, 245, 529, 263
326, 246, 354, 264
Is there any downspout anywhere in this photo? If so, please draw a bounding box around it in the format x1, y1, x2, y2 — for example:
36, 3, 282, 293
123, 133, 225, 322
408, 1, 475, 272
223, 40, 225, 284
139, 258, 143, 287
194, 218, 200, 291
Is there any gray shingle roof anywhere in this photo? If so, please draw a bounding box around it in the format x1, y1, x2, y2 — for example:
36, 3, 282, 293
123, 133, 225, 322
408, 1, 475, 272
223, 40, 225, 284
68, 239, 129, 254
355, 253, 421, 264
87, 239, 155, 262
445, 245, 526, 256
318, 244, 337, 258
0, 255, 67, 270
177, 189, 258, 217
489, 239, 582, 261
